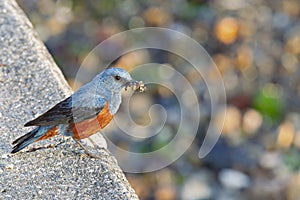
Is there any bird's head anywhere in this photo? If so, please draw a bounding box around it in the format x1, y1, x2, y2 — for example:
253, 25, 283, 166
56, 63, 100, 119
96, 67, 144, 93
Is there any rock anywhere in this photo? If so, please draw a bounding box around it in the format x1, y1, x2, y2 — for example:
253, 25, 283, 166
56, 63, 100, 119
218, 169, 251, 190
0, 1, 138, 199
180, 169, 214, 200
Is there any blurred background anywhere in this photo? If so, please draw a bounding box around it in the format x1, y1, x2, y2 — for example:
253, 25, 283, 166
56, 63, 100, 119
16, 0, 300, 199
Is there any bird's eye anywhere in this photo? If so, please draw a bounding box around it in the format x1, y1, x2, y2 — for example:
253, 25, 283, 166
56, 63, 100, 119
114, 75, 121, 81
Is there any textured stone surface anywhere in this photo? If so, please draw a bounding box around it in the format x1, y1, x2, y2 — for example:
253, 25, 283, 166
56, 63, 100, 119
0, 1, 138, 199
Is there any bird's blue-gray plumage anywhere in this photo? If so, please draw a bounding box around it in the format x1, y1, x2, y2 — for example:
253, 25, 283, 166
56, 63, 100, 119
12, 67, 138, 154
25, 68, 133, 126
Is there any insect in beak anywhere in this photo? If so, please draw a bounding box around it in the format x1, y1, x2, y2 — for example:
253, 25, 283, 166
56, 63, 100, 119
124, 80, 146, 92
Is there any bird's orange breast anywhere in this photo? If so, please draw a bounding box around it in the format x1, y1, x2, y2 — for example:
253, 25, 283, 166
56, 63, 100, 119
72, 101, 113, 140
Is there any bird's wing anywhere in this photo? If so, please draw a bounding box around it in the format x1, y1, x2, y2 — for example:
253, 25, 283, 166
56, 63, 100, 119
24, 95, 108, 127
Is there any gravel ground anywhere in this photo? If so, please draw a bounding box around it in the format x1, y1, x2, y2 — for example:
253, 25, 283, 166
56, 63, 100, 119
0, 1, 138, 199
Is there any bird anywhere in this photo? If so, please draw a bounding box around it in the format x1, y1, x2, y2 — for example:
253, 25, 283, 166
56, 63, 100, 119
11, 67, 145, 157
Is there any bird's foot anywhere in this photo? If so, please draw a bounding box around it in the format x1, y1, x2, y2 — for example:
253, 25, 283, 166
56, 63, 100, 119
73, 138, 101, 159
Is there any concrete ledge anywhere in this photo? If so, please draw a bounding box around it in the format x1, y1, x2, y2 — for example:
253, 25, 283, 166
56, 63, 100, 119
0, 1, 138, 199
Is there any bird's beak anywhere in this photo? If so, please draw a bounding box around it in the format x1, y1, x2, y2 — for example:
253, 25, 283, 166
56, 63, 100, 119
124, 80, 146, 92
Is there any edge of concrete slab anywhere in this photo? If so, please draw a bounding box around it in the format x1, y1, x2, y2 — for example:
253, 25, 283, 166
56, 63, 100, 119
0, 1, 138, 199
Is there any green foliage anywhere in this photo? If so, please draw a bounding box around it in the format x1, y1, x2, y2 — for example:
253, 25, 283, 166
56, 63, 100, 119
284, 148, 300, 171
253, 85, 284, 124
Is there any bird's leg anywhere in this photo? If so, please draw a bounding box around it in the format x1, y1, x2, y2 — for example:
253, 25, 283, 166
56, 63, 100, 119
72, 138, 100, 158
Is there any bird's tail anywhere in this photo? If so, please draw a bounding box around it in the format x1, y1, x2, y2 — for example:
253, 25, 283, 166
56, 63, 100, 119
11, 127, 44, 153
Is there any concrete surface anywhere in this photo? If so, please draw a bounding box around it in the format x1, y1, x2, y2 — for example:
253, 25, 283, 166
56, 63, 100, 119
0, 1, 138, 199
